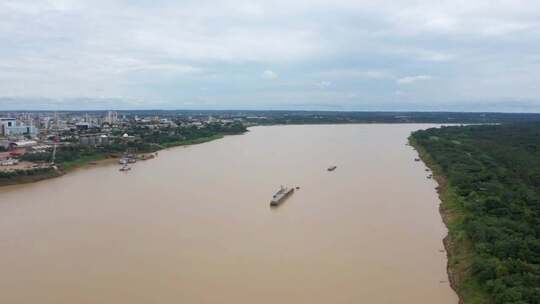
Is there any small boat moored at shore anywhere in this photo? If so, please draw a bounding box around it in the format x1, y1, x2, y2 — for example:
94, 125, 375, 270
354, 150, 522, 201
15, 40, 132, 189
270, 186, 294, 207
138, 154, 155, 161
119, 165, 131, 172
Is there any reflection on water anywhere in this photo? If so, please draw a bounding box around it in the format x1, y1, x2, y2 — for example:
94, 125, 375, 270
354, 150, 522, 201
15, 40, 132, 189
0, 124, 458, 304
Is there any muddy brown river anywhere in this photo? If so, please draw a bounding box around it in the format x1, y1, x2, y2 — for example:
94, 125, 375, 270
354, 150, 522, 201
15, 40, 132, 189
0, 124, 458, 303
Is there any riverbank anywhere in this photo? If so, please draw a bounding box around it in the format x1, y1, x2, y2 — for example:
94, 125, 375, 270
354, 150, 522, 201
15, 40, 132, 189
0, 132, 243, 188
0, 167, 62, 187
409, 137, 489, 304
161, 134, 225, 148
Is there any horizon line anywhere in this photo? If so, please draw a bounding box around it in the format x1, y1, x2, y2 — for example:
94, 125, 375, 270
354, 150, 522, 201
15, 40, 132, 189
2, 109, 540, 114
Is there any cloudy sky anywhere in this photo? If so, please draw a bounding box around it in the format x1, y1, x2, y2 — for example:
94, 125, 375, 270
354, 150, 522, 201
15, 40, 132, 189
1, 0, 540, 111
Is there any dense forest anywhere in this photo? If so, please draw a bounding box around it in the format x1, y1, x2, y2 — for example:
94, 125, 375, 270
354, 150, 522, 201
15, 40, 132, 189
410, 124, 540, 304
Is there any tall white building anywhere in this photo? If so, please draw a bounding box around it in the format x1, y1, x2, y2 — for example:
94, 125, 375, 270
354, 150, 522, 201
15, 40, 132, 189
106, 111, 118, 124
0, 118, 38, 137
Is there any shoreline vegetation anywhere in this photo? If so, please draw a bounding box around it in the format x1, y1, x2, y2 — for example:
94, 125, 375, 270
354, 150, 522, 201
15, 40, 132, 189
410, 124, 540, 304
409, 137, 486, 304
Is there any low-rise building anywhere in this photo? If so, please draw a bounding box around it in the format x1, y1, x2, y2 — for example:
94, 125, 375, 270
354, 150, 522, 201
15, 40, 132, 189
80, 134, 111, 146
0, 152, 11, 161
0, 158, 19, 166
10, 140, 38, 149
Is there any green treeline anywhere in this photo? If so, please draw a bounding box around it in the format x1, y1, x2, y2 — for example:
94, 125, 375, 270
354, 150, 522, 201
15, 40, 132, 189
0, 167, 55, 179
131, 122, 246, 148
411, 124, 540, 304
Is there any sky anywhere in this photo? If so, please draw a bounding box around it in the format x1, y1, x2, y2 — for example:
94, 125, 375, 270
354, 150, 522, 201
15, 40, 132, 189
1, 0, 540, 111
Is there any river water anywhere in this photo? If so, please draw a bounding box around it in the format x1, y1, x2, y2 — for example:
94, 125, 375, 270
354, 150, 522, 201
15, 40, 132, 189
0, 124, 457, 304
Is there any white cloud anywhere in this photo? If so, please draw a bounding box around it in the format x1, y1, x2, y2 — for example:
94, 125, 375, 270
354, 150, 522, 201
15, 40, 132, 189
397, 75, 433, 85
318, 69, 394, 79
262, 70, 278, 80
0, 0, 540, 109
317, 81, 332, 88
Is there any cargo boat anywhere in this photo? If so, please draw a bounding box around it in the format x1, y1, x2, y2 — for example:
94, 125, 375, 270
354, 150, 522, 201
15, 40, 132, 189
270, 186, 294, 207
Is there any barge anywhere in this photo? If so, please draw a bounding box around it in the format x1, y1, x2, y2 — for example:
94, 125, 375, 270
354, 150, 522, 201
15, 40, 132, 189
270, 186, 294, 207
